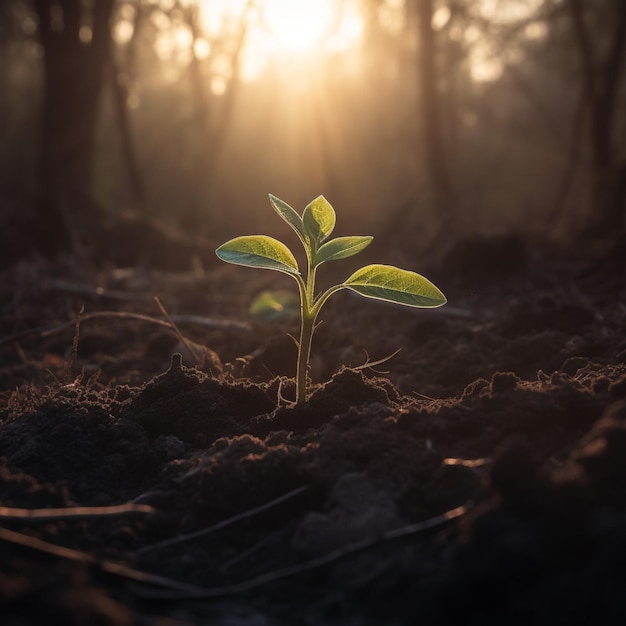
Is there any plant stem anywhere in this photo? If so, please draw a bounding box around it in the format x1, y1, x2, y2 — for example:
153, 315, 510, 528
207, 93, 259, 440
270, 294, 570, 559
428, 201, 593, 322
294, 251, 315, 404
295, 305, 315, 404
293, 255, 348, 403
293, 266, 348, 403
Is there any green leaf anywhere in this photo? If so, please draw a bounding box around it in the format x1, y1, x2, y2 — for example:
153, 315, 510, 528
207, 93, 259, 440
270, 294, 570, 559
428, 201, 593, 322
344, 264, 446, 308
216, 236, 299, 275
314, 236, 373, 266
249, 290, 300, 321
302, 196, 336, 248
268, 194, 308, 248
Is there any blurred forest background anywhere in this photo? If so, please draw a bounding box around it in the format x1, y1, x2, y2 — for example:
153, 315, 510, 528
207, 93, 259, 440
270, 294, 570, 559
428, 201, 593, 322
0, 0, 624, 263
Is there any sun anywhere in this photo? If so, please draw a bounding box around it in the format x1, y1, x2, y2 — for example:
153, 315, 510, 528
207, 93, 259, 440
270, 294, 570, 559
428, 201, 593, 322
262, 0, 335, 52
191, 0, 363, 83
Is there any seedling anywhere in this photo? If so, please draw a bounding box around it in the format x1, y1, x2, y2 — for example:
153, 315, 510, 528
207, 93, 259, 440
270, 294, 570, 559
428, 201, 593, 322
216, 194, 447, 404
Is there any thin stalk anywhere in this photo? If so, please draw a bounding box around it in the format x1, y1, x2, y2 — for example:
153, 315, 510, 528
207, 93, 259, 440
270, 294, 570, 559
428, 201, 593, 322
295, 304, 316, 404
293, 240, 352, 404
294, 263, 348, 403
295, 253, 316, 404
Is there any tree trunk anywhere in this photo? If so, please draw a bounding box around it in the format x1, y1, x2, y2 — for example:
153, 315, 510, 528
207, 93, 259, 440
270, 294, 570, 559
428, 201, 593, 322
415, 0, 453, 225
33, 0, 114, 255
568, 0, 626, 236
108, 54, 145, 212
181, 0, 252, 229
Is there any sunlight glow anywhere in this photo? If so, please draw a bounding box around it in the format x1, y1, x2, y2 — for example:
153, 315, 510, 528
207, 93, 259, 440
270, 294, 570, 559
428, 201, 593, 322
193, 38, 210, 60
263, 0, 334, 52
478, 0, 545, 24
174, 26, 193, 50
468, 0, 550, 82
193, 0, 363, 82
470, 47, 503, 82
120, 0, 549, 89
113, 19, 133, 45
431, 6, 451, 31
378, 0, 405, 34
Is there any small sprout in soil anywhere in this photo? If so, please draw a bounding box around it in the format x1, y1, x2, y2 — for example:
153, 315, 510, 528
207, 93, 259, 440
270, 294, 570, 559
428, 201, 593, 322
216, 194, 447, 404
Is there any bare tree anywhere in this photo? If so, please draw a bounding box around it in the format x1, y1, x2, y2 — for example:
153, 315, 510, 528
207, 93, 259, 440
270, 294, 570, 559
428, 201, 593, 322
412, 0, 454, 229
183, 0, 255, 196
33, 0, 115, 254
107, 2, 145, 212
373, 0, 455, 248
568, 0, 626, 236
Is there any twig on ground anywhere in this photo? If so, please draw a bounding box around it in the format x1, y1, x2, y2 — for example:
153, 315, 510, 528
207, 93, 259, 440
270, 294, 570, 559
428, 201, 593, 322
154, 296, 202, 365
0, 499, 471, 599
0, 502, 154, 522
134, 485, 308, 556
353, 348, 402, 374
218, 526, 289, 573
0, 525, 206, 594
132, 501, 472, 599
0, 310, 252, 350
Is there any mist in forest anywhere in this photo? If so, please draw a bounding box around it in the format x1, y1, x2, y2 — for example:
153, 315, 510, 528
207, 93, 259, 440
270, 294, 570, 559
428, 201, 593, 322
0, 0, 624, 260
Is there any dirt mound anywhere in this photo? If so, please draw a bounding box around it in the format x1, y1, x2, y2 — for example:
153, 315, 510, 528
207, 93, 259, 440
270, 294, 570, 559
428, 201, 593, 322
1, 237, 625, 624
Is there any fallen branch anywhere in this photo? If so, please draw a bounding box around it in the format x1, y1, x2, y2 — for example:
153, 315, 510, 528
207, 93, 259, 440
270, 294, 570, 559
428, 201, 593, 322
0, 499, 472, 599
0, 502, 154, 523
0, 310, 252, 350
0, 525, 206, 595
134, 485, 308, 556
154, 296, 202, 365
132, 502, 472, 599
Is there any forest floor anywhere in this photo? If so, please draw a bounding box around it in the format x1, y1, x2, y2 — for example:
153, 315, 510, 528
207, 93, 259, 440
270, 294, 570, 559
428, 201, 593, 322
0, 227, 625, 625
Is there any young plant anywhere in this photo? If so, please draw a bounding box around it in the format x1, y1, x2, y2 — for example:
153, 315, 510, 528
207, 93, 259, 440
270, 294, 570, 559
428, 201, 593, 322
216, 194, 447, 404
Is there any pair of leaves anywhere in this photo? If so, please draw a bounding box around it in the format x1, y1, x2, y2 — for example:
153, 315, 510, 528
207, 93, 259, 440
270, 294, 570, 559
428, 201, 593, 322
214, 234, 374, 275
269, 194, 333, 256
215, 195, 446, 309
215, 232, 375, 273
216, 195, 372, 277
269, 194, 372, 267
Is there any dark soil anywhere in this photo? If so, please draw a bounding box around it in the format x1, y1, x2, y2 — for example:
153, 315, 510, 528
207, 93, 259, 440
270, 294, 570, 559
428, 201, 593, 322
1, 232, 626, 625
